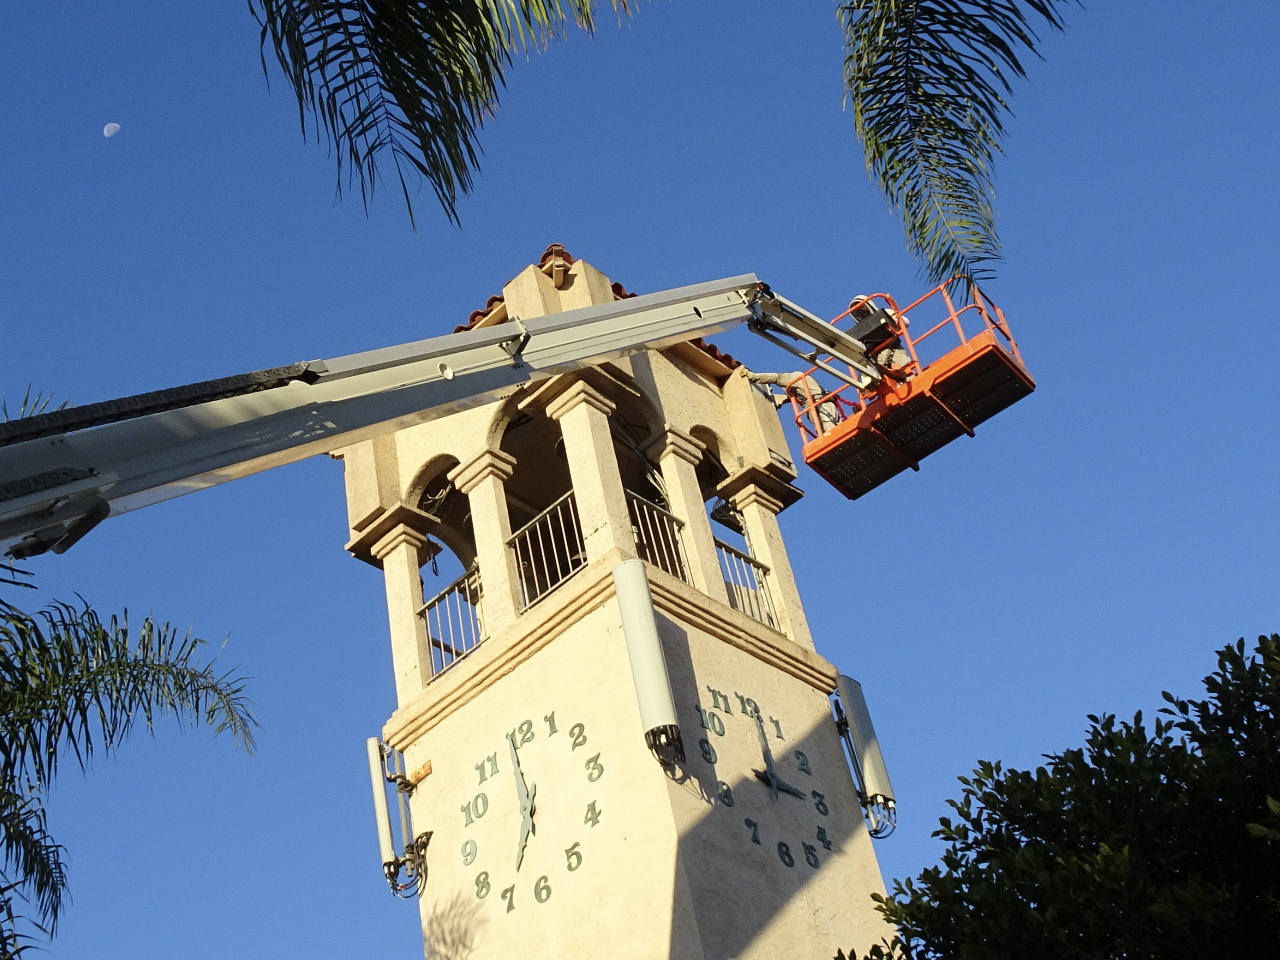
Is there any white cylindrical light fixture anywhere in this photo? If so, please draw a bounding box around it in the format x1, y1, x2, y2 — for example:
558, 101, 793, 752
835, 675, 895, 804
612, 559, 685, 764
366, 737, 397, 867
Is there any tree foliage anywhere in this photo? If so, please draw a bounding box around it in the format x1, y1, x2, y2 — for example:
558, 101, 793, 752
839, 1, 1072, 290
250, 0, 628, 228
845, 635, 1280, 959
0, 598, 256, 955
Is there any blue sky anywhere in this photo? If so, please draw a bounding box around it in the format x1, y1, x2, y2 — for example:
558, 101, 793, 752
3, 2, 1279, 957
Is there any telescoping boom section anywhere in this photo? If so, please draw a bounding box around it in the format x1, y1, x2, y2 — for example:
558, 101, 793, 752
0, 270, 1032, 560
783, 283, 1035, 501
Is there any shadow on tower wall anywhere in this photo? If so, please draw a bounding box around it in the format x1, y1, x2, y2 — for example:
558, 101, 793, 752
657, 614, 888, 960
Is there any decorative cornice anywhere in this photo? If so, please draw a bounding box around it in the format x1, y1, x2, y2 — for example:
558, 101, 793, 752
717, 464, 803, 513
643, 424, 705, 467
544, 381, 616, 421
345, 503, 439, 567
381, 551, 836, 751
448, 449, 517, 494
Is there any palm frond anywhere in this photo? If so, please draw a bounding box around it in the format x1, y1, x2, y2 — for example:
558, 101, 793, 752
0, 388, 68, 424
249, 1, 629, 228
0, 599, 257, 791
841, 0, 1072, 291
0, 786, 65, 952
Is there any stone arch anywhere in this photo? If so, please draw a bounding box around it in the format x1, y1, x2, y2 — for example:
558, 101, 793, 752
406, 454, 476, 577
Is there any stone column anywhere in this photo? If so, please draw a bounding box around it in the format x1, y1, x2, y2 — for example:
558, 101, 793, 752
730, 484, 815, 650
371, 524, 434, 705
545, 381, 637, 563
645, 425, 728, 602
449, 450, 523, 635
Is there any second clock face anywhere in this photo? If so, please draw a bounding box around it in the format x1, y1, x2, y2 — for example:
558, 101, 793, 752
691, 686, 840, 871
447, 709, 609, 916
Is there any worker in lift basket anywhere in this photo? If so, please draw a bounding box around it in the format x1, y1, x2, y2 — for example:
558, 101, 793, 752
848, 295, 911, 380
747, 370, 842, 436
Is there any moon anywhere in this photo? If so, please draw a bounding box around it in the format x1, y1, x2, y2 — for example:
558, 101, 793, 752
103, 122, 121, 138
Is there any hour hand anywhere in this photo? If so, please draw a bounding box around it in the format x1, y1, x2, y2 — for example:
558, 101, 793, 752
508, 734, 536, 870
750, 711, 805, 799
516, 783, 536, 871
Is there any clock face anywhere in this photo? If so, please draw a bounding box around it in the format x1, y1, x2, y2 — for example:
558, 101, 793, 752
690, 685, 840, 870
444, 708, 609, 916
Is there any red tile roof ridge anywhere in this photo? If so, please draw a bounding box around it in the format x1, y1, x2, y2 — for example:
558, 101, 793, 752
453, 245, 742, 371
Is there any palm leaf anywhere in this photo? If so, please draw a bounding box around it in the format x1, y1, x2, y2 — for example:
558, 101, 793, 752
249, 1, 630, 228
0, 787, 64, 955
0, 598, 257, 950
841, 1, 1072, 291
0, 599, 256, 790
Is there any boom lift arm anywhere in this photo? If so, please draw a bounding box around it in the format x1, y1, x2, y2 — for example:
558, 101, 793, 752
0, 275, 879, 560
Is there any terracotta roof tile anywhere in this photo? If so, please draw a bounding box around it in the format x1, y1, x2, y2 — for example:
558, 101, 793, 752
453, 243, 741, 371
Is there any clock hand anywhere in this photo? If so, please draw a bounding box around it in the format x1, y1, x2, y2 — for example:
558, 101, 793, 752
507, 733, 537, 871
750, 710, 806, 799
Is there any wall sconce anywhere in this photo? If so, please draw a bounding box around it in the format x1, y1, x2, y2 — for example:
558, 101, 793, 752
612, 560, 686, 766
833, 675, 897, 839
366, 737, 432, 897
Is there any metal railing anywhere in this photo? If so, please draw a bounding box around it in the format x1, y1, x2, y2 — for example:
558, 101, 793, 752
508, 491, 587, 609
715, 538, 778, 630
627, 490, 691, 585
418, 566, 486, 678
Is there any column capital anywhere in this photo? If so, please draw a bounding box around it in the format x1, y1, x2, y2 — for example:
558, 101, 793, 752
717, 465, 803, 515
730, 485, 785, 515
643, 424, 705, 467
345, 502, 439, 567
545, 381, 616, 421
371, 523, 435, 563
449, 449, 517, 494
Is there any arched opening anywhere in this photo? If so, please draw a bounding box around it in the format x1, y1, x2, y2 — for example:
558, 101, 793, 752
500, 412, 583, 607
610, 407, 690, 584
689, 426, 777, 628
412, 457, 484, 676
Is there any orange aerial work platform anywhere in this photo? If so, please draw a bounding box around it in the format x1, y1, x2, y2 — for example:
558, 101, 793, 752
785, 282, 1035, 501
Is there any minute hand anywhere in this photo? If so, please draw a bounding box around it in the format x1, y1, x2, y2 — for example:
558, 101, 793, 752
507, 733, 537, 871
751, 712, 805, 799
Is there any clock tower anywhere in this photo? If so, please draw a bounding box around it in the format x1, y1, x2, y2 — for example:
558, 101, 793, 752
335, 246, 893, 960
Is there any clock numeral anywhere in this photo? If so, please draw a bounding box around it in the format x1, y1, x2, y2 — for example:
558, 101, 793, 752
802, 842, 820, 868
511, 719, 534, 748
461, 792, 489, 826
705, 687, 733, 714
475, 871, 491, 898
717, 781, 734, 807
795, 750, 812, 775
699, 738, 717, 765
568, 723, 587, 750
812, 790, 829, 816
585, 753, 604, 782
565, 842, 583, 872
744, 818, 761, 845
501, 884, 516, 913
816, 826, 832, 851
696, 707, 725, 736
770, 717, 784, 739
475, 752, 498, 784
584, 801, 601, 827
534, 875, 552, 903
735, 692, 760, 720
777, 841, 795, 868
544, 712, 558, 736
461, 839, 478, 866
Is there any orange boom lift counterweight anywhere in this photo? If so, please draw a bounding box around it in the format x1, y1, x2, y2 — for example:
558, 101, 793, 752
779, 282, 1034, 501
